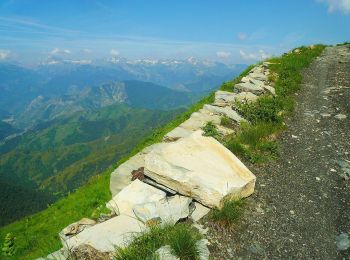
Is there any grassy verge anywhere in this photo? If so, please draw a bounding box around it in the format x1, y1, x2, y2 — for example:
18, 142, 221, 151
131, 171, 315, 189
223, 45, 325, 163
114, 223, 202, 260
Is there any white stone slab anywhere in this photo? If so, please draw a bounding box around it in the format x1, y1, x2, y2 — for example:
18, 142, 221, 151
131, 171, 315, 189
203, 104, 246, 123
64, 215, 146, 253
144, 131, 256, 208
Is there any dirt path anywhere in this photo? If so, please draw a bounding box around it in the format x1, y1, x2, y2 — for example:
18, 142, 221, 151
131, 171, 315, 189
207, 45, 350, 259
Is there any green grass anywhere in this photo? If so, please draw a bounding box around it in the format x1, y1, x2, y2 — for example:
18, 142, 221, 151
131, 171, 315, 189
225, 122, 281, 163
209, 199, 245, 229
114, 223, 202, 260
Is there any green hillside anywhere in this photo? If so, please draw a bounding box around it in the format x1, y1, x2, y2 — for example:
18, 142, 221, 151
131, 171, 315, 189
0, 104, 183, 226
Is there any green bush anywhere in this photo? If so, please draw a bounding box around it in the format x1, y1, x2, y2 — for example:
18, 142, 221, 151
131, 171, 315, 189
235, 95, 284, 124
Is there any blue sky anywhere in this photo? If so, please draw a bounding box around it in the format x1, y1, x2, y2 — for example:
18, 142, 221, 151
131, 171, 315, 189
0, 0, 349, 64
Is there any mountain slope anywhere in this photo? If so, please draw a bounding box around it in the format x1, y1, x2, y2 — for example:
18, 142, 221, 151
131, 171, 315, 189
0, 103, 183, 226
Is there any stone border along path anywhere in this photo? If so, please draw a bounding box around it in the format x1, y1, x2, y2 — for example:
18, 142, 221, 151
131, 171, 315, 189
40, 62, 275, 260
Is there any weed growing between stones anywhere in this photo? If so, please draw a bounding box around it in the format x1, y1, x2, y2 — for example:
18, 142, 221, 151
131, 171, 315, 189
114, 223, 202, 260
202, 121, 220, 139
209, 199, 245, 229
220, 116, 232, 127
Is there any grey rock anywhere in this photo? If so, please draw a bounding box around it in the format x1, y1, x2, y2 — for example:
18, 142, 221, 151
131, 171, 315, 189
59, 218, 96, 243
203, 104, 246, 123
235, 82, 265, 95
196, 239, 210, 260
133, 195, 192, 225
190, 202, 211, 222
334, 114, 347, 120
336, 233, 350, 251
156, 245, 179, 260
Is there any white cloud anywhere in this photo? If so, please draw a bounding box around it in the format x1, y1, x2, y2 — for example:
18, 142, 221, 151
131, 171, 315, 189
50, 48, 71, 55
69, 59, 92, 64
216, 51, 231, 59
83, 48, 92, 53
239, 49, 271, 61
0, 49, 10, 60
317, 0, 350, 14
51, 48, 60, 54
237, 32, 247, 41
110, 49, 119, 56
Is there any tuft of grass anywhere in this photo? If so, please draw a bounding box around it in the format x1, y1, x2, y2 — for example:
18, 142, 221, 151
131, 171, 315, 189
201, 121, 220, 139
167, 224, 201, 260
220, 116, 232, 127
210, 199, 245, 229
114, 223, 202, 260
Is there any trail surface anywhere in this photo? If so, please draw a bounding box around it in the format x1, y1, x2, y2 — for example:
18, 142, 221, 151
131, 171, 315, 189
207, 45, 350, 259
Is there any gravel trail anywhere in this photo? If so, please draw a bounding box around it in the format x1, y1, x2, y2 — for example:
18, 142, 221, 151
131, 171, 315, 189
207, 45, 350, 259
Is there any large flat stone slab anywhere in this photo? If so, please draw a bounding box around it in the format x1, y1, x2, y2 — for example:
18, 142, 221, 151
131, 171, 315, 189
110, 143, 164, 197
248, 72, 268, 81
203, 104, 246, 123
179, 110, 221, 131
144, 131, 256, 208
235, 82, 265, 95
64, 215, 146, 253
106, 179, 166, 215
164, 126, 194, 141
